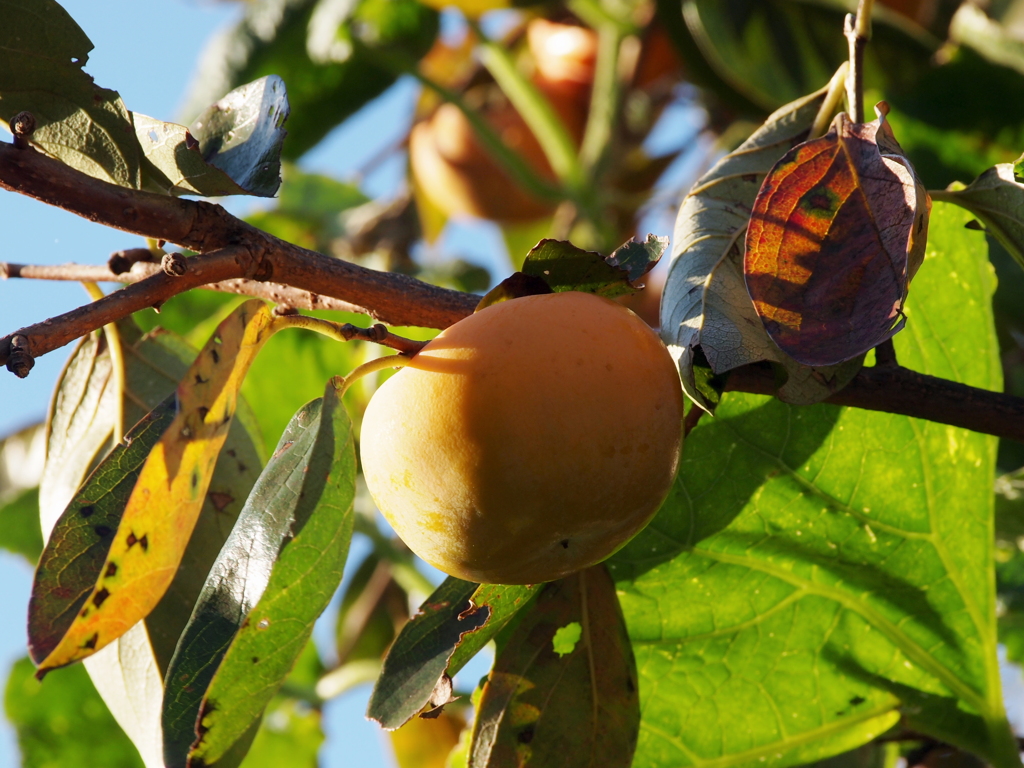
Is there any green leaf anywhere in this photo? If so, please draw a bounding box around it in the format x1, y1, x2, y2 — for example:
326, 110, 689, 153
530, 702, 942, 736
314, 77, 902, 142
367, 577, 541, 730
612, 202, 1018, 768
5, 656, 144, 768
183, 76, 289, 197
29, 396, 177, 665
367, 578, 486, 730
242, 315, 364, 456
176, 380, 356, 767
0, 0, 141, 186
662, 85, 862, 413
32, 320, 264, 767
446, 583, 542, 677
931, 158, 1024, 272
522, 237, 661, 297
469, 566, 639, 768
181, 0, 438, 159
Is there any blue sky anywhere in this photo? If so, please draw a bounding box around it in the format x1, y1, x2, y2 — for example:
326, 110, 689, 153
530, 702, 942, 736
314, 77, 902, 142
0, 2, 501, 765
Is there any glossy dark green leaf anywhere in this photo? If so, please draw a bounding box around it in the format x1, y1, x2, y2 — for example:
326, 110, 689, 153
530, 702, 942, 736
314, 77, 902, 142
446, 582, 541, 677
32, 320, 264, 766
0, 0, 141, 186
167, 381, 355, 768
612, 203, 1018, 768
5, 656, 143, 768
183, 76, 289, 197
368, 578, 484, 730
181, 0, 438, 159
367, 577, 540, 730
469, 566, 639, 768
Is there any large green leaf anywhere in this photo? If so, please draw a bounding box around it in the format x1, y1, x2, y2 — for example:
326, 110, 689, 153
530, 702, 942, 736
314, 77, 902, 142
5, 656, 144, 768
32, 320, 264, 768
612, 202, 1018, 768
0, 0, 141, 186
175, 381, 356, 767
181, 0, 438, 159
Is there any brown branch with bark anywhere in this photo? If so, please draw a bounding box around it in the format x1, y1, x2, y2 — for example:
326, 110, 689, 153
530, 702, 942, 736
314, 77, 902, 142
2, 139, 1024, 443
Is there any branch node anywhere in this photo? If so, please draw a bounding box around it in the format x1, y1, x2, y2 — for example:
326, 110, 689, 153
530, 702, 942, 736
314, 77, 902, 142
370, 323, 389, 342
161, 251, 188, 277
109, 248, 156, 275
7, 335, 34, 378
10, 111, 36, 150
272, 304, 299, 317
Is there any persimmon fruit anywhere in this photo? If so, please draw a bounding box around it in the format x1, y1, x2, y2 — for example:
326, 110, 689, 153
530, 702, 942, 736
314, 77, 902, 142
359, 291, 684, 585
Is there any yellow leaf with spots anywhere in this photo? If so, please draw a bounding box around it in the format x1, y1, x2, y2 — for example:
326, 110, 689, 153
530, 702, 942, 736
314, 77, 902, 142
37, 300, 276, 673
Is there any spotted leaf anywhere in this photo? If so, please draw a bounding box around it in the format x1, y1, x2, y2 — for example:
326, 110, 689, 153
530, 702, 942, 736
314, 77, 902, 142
35, 300, 276, 673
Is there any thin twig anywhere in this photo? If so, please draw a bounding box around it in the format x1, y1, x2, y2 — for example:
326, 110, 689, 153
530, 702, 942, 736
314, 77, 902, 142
3, 261, 368, 314
844, 0, 874, 123
272, 314, 427, 356
0, 142, 480, 332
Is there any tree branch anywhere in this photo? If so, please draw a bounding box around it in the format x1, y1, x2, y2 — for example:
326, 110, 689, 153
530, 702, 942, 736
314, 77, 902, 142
2, 260, 370, 315
726, 363, 1024, 443
0, 142, 479, 332
4, 141, 1024, 444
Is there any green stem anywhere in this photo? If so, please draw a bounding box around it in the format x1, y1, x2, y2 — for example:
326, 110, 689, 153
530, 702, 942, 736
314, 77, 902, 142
809, 62, 849, 140
579, 22, 625, 174
468, 18, 584, 191
335, 355, 411, 398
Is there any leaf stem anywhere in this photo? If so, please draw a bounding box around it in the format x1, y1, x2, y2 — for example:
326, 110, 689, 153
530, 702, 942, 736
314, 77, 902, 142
844, 0, 875, 123
810, 62, 849, 140
81, 282, 124, 444
579, 22, 625, 174
269, 314, 426, 356
335, 355, 413, 398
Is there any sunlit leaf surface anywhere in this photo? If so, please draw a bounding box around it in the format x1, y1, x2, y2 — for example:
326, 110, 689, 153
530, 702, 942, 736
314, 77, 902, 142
615, 203, 1017, 768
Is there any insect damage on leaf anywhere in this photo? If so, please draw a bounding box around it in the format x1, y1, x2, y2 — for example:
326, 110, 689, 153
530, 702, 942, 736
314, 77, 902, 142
34, 301, 276, 674
476, 234, 667, 310
744, 102, 930, 367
